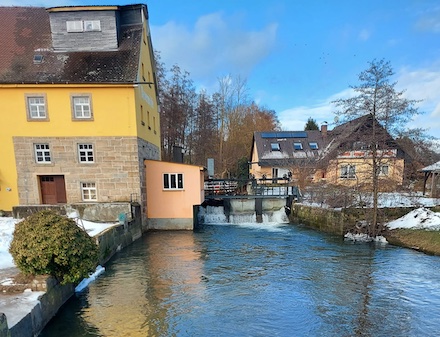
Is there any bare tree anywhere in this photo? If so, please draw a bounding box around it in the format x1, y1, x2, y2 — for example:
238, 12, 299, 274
332, 59, 421, 236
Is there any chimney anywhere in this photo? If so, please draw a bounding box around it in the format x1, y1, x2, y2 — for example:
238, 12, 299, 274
321, 123, 328, 137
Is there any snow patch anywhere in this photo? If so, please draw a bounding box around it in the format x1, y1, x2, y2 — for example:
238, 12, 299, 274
75, 265, 105, 292
386, 208, 440, 230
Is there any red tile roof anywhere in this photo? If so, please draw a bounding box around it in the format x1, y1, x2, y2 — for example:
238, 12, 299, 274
0, 6, 141, 84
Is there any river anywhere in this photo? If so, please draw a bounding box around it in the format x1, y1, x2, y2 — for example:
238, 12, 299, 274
40, 209, 440, 336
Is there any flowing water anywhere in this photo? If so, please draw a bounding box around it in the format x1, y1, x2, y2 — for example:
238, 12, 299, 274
40, 207, 440, 337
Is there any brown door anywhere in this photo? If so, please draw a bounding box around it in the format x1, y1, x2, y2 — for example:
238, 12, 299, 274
40, 175, 67, 204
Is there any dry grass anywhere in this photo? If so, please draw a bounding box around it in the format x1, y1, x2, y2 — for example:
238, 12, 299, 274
385, 229, 440, 256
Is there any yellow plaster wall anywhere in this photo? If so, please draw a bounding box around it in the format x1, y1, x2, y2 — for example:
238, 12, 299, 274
145, 160, 204, 219
326, 158, 404, 188
0, 84, 157, 211
133, 20, 161, 151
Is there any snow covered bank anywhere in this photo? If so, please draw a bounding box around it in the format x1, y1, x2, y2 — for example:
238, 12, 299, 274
386, 208, 440, 230
0, 214, 118, 271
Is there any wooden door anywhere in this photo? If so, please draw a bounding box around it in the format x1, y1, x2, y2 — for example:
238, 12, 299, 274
40, 175, 67, 204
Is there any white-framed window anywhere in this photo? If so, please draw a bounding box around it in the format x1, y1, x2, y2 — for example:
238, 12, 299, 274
66, 20, 83, 32
309, 142, 318, 150
26, 95, 47, 119
84, 20, 101, 32
271, 143, 280, 151
379, 165, 389, 176
34, 143, 51, 163
163, 173, 184, 190
293, 142, 303, 150
72, 95, 92, 119
81, 182, 97, 201
78, 144, 94, 163
340, 165, 356, 179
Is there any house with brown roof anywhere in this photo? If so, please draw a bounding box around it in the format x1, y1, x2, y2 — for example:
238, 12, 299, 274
0, 4, 160, 229
250, 114, 406, 190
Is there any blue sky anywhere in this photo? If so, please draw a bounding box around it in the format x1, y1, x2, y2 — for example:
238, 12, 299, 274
3, 0, 440, 138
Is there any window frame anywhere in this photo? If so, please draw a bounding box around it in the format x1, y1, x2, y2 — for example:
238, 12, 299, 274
340, 164, 356, 179
309, 142, 319, 150
66, 20, 84, 32
163, 173, 184, 190
270, 143, 280, 151
71, 94, 93, 120
81, 182, 97, 201
25, 94, 48, 120
34, 143, 51, 163
78, 143, 95, 163
293, 142, 303, 150
83, 20, 101, 32
379, 165, 389, 176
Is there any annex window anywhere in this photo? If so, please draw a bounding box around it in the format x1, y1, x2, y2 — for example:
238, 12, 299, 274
34, 143, 51, 163
379, 165, 389, 176
66, 20, 83, 32
271, 143, 280, 151
340, 165, 356, 179
72, 95, 92, 119
309, 142, 318, 150
140, 105, 145, 126
163, 173, 184, 190
81, 182, 97, 201
78, 143, 94, 163
26, 95, 47, 120
84, 20, 101, 32
293, 142, 303, 150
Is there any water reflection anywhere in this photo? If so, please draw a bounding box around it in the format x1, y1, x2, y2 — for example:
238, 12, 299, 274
41, 223, 440, 337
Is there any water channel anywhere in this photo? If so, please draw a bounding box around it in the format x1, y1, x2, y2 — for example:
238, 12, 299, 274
40, 208, 440, 336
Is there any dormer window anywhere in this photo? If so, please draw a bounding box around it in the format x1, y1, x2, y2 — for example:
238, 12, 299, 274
271, 143, 280, 151
66, 21, 83, 32
84, 20, 101, 32
309, 142, 318, 150
293, 142, 303, 150
66, 20, 101, 33
33, 55, 43, 64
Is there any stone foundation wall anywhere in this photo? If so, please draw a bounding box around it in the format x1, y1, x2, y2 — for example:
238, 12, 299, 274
1, 204, 143, 337
290, 204, 416, 236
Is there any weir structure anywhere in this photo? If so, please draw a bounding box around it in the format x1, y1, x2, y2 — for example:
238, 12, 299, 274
202, 178, 301, 223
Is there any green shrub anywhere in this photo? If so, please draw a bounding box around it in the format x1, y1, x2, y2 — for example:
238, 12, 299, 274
9, 210, 99, 285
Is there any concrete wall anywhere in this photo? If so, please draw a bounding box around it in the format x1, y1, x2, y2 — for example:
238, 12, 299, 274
147, 218, 194, 231
13, 202, 132, 222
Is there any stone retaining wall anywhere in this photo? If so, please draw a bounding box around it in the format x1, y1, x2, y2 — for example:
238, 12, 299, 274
1, 204, 142, 337
290, 203, 416, 236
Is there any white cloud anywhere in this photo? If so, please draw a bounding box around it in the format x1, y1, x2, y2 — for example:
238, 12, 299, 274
358, 29, 371, 41
396, 65, 440, 137
415, 15, 440, 33
277, 103, 334, 131
277, 65, 440, 139
277, 88, 355, 131
151, 12, 278, 81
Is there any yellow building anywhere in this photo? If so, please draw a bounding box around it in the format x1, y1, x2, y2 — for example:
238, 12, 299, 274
0, 5, 160, 226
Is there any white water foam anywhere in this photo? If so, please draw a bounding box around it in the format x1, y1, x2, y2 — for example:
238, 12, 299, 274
199, 206, 290, 232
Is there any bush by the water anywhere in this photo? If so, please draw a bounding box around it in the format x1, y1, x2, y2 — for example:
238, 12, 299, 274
9, 210, 99, 285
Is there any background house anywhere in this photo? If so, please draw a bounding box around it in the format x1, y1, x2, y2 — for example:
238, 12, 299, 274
145, 160, 204, 230
0, 5, 160, 228
250, 115, 406, 190
250, 126, 329, 188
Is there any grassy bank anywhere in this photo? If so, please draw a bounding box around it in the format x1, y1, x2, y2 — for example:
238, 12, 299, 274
385, 229, 440, 256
